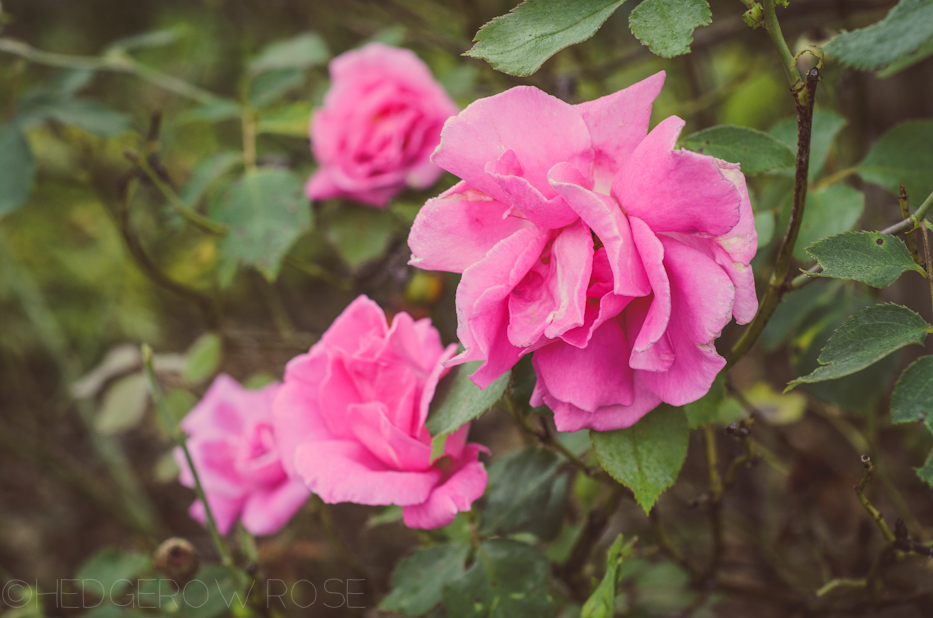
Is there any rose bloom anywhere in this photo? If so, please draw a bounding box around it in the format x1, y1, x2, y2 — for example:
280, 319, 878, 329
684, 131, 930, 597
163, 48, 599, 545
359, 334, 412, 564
408, 72, 757, 432
176, 376, 309, 535
306, 42, 459, 207
273, 295, 488, 529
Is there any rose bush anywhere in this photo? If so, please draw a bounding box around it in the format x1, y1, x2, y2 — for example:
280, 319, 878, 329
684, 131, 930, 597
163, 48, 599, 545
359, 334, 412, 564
176, 376, 309, 536
305, 42, 459, 207
272, 295, 488, 529
409, 72, 757, 432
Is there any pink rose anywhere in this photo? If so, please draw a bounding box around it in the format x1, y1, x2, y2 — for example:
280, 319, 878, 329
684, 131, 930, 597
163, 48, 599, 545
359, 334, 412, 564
408, 72, 757, 432
272, 295, 488, 529
306, 42, 459, 207
176, 376, 309, 536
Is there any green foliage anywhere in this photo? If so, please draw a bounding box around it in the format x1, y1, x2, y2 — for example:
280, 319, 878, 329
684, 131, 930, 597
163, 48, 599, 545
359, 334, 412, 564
76, 548, 151, 597
179, 151, 242, 207
427, 361, 509, 460
325, 205, 396, 269
258, 101, 315, 137
0, 124, 37, 218
94, 372, 150, 435
581, 535, 636, 618
480, 447, 567, 540
465, 0, 627, 77
680, 125, 794, 174
891, 356, 933, 424
442, 539, 553, 618
590, 405, 689, 513
825, 0, 933, 71
628, 0, 711, 58
209, 168, 312, 283
805, 231, 924, 287
684, 374, 726, 428
248, 68, 305, 108
249, 32, 330, 73
182, 332, 222, 384
793, 184, 865, 261
857, 120, 933, 203
788, 303, 930, 389
381, 543, 471, 616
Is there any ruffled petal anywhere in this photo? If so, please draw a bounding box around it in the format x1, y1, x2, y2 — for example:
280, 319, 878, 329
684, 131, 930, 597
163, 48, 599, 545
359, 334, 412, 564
408, 181, 532, 273
402, 444, 488, 529
239, 481, 310, 536
347, 402, 433, 472
612, 116, 742, 236
629, 217, 671, 354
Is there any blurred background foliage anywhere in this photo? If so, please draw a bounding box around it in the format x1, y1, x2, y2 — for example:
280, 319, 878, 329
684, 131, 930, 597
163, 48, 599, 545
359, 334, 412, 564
2, 0, 933, 617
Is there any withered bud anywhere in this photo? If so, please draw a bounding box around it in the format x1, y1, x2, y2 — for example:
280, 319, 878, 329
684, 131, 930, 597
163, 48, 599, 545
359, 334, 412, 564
153, 537, 200, 583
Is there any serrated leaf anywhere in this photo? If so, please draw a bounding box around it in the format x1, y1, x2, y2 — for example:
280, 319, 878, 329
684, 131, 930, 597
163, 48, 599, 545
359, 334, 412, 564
891, 356, 933, 424
249, 32, 330, 74
77, 548, 150, 597
426, 362, 509, 461
326, 205, 395, 269
179, 151, 242, 208
443, 539, 553, 618
787, 303, 930, 389
464, 0, 627, 77
210, 168, 312, 282
480, 448, 563, 538
793, 184, 865, 261
770, 110, 847, 180
684, 374, 725, 428
680, 125, 794, 174
94, 372, 150, 435
381, 544, 470, 617
825, 0, 933, 70
590, 404, 688, 513
628, 0, 711, 58
877, 36, 933, 77
0, 124, 36, 218
806, 231, 924, 287
183, 332, 222, 384
857, 120, 933, 202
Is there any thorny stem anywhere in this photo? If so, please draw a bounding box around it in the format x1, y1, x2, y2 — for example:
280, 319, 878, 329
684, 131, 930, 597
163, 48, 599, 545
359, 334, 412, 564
725, 67, 820, 369
142, 344, 236, 570
0, 37, 220, 104
920, 221, 933, 312
899, 186, 923, 265
790, 188, 933, 289
761, 0, 804, 91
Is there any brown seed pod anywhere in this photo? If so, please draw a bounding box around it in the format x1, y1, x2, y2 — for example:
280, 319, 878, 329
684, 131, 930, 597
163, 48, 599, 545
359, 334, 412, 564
153, 537, 200, 583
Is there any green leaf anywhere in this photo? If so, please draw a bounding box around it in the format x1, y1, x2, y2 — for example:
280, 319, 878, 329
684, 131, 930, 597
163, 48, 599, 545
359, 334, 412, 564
787, 303, 930, 389
46, 99, 131, 136
628, 0, 711, 58
591, 404, 689, 513
248, 68, 304, 108
680, 125, 794, 174
741, 382, 806, 425
426, 361, 509, 461
325, 205, 395, 269
76, 548, 150, 597
754, 211, 775, 248
249, 32, 330, 73
770, 110, 847, 180
805, 231, 924, 287
95, 372, 150, 435
0, 124, 36, 218
106, 27, 183, 53
891, 356, 933, 424
176, 565, 239, 618
793, 184, 865, 261
258, 101, 314, 137
179, 151, 242, 208
381, 544, 470, 617
210, 168, 312, 282
183, 332, 223, 384
825, 0, 933, 70
179, 99, 242, 124
581, 535, 636, 618
464, 0, 627, 77
877, 36, 933, 77
916, 445, 933, 487
857, 120, 933, 202
443, 539, 553, 618
684, 374, 725, 428
480, 448, 562, 537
